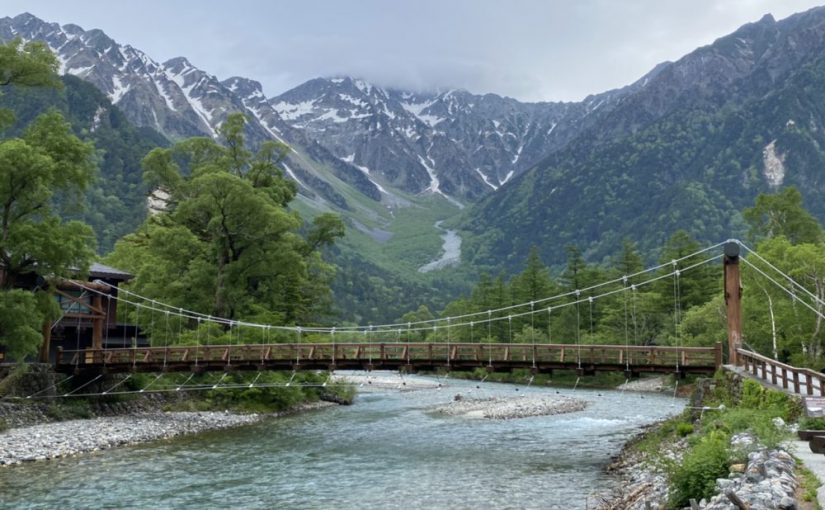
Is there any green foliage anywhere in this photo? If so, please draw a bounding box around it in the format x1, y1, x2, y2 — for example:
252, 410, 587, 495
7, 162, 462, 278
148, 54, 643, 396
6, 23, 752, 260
0, 290, 47, 361
107, 113, 344, 340
44, 399, 92, 421
798, 463, 824, 508
0, 362, 30, 397
741, 235, 825, 365
743, 186, 823, 245
0, 74, 168, 253
676, 422, 694, 437
461, 55, 825, 272
799, 416, 825, 430
404, 230, 717, 347
668, 430, 730, 509
0, 38, 61, 91
0, 110, 97, 288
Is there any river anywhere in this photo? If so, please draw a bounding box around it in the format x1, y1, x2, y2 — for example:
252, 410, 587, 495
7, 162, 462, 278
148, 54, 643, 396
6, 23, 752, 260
0, 375, 683, 509
418, 221, 461, 273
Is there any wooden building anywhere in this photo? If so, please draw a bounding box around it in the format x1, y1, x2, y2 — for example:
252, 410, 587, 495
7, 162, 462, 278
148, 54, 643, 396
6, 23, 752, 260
0, 263, 138, 363
45, 263, 138, 363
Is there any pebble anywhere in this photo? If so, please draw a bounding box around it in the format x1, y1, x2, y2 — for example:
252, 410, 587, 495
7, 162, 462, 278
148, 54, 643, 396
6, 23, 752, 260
432, 394, 587, 419
0, 403, 332, 467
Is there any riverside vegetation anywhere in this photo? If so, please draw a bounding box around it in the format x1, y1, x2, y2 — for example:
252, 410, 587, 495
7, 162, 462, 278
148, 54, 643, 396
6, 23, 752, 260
604, 372, 819, 509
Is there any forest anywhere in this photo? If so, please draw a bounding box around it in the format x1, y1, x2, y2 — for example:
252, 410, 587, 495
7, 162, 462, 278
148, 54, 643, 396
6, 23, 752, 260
2, 38, 825, 373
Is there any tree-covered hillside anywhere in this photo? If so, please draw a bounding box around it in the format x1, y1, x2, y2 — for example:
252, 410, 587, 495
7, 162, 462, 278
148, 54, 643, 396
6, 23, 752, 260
0, 74, 167, 252
461, 52, 825, 271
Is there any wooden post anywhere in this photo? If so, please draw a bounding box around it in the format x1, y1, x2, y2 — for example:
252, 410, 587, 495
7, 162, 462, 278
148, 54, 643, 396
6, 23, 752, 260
724, 242, 742, 365
39, 321, 52, 363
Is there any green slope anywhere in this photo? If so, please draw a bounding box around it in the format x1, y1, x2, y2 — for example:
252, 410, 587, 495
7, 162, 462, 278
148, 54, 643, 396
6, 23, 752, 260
0, 75, 169, 253
460, 55, 825, 271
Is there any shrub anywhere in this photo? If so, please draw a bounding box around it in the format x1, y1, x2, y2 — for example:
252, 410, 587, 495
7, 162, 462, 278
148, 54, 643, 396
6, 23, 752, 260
668, 430, 730, 509
676, 422, 694, 437
800, 417, 825, 430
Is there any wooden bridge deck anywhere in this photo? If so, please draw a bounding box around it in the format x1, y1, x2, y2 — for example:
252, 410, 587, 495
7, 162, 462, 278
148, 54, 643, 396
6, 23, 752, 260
56, 342, 722, 376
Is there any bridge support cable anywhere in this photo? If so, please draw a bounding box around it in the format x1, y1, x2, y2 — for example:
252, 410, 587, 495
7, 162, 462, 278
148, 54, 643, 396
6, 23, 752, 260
139, 373, 165, 393
672, 261, 682, 373
738, 240, 825, 308
102, 374, 132, 395
623, 276, 630, 372
575, 290, 582, 369
19, 375, 74, 400
740, 258, 825, 321
176, 373, 195, 391
63, 374, 103, 397
81, 240, 728, 338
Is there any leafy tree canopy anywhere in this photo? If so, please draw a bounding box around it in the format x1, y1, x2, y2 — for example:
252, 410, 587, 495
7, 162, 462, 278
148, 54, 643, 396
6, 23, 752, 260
0, 39, 95, 360
107, 113, 344, 331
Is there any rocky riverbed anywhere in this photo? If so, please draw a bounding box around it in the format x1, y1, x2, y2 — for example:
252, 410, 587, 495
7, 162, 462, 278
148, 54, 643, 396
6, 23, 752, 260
0, 402, 333, 467
432, 394, 588, 420
597, 432, 801, 510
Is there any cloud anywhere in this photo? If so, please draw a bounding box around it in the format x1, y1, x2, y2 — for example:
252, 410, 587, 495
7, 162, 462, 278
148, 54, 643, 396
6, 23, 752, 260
4, 0, 825, 101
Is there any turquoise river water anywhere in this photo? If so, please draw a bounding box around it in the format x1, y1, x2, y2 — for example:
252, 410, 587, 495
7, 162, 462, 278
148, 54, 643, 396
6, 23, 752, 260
0, 375, 684, 509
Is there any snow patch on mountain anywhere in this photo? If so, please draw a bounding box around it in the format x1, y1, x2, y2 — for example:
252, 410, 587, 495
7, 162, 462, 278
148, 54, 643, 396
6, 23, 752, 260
274, 99, 318, 121
476, 168, 499, 190
109, 74, 130, 103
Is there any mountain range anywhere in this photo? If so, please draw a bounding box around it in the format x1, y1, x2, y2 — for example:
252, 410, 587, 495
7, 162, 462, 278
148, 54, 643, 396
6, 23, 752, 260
4, 8, 825, 319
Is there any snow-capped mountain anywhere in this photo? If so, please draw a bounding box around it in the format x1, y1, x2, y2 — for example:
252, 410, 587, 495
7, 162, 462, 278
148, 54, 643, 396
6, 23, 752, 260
270, 77, 611, 201
0, 13, 389, 209
0, 12, 652, 209
0, 12, 640, 207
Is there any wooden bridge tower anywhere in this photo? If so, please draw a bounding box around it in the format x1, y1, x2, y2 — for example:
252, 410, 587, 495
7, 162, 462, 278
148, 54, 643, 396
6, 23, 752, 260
724, 242, 742, 365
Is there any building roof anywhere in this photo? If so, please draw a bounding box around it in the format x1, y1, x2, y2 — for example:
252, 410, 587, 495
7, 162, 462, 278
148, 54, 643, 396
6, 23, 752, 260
89, 262, 133, 281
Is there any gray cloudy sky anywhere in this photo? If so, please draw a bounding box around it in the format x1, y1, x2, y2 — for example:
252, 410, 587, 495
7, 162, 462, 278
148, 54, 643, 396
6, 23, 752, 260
4, 1, 824, 101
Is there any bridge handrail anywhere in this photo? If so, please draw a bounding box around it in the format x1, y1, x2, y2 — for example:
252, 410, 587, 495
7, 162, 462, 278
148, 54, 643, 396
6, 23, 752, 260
58, 342, 718, 351
56, 341, 721, 369
736, 348, 825, 396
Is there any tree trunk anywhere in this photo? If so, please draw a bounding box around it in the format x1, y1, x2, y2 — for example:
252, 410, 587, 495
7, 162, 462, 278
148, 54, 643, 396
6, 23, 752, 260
214, 249, 229, 319
761, 286, 778, 360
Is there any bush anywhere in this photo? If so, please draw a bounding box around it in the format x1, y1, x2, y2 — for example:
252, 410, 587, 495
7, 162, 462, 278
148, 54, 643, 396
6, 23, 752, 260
668, 430, 731, 509
800, 417, 825, 430
676, 422, 694, 437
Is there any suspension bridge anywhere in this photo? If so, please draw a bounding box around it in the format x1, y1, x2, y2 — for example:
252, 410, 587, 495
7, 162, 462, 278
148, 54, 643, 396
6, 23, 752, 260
45, 240, 743, 379
16, 237, 824, 400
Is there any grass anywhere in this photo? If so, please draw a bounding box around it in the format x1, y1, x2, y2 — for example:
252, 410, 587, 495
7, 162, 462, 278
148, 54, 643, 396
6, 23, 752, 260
797, 462, 823, 510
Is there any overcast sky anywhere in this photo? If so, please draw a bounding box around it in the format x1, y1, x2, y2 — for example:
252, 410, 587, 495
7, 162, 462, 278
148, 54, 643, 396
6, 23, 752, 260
3, 1, 824, 102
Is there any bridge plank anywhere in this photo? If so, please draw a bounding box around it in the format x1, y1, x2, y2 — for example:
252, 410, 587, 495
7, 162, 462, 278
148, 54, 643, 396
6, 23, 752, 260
54, 342, 721, 375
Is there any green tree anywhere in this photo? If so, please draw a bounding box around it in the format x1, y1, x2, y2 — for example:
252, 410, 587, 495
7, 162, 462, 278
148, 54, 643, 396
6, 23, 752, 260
510, 246, 556, 334
400, 304, 434, 342
108, 113, 343, 333
743, 187, 823, 245
0, 39, 96, 360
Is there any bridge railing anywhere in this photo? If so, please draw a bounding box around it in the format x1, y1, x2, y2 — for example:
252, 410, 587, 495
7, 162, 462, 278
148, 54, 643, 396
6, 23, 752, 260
57, 342, 721, 372
736, 348, 825, 396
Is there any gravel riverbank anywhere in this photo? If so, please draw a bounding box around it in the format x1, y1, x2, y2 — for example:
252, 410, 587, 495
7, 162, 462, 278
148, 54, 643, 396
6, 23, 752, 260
0, 402, 333, 467
433, 394, 588, 419
331, 373, 441, 390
